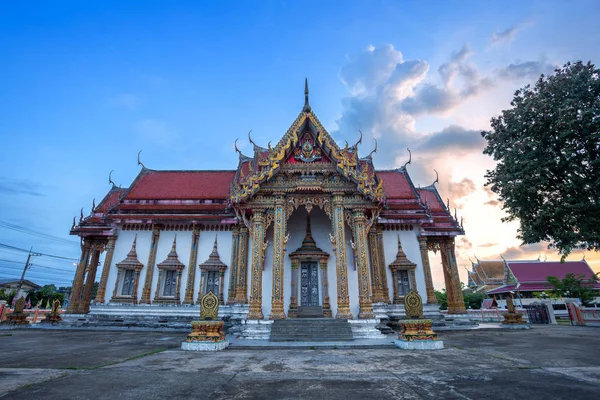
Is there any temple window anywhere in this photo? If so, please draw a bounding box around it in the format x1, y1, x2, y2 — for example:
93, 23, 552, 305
397, 270, 411, 296
388, 235, 418, 304
153, 236, 185, 305
198, 236, 227, 305
204, 271, 220, 296
111, 236, 144, 304
163, 270, 177, 297
122, 270, 135, 296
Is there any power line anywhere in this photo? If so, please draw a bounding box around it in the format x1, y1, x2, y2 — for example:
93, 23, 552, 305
0, 242, 78, 261
0, 219, 79, 245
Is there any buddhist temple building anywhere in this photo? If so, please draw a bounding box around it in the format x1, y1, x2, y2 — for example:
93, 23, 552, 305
68, 82, 466, 320
485, 260, 600, 303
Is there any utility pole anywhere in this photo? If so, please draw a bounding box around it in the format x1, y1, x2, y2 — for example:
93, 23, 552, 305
16, 247, 42, 297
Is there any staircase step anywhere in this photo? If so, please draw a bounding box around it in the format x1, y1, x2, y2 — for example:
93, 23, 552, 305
269, 318, 354, 342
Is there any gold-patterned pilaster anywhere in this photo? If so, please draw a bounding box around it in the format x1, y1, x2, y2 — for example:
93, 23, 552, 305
67, 240, 92, 313
247, 211, 266, 319
332, 194, 352, 319
80, 244, 103, 313
376, 229, 390, 302
140, 225, 161, 304
320, 257, 332, 317
95, 236, 116, 304
183, 226, 200, 305
288, 260, 299, 317
418, 236, 437, 304
227, 227, 240, 304
352, 211, 375, 319
270, 195, 287, 319
368, 229, 385, 303
235, 226, 249, 303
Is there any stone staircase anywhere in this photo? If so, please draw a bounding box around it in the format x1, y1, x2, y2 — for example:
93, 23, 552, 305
269, 318, 354, 342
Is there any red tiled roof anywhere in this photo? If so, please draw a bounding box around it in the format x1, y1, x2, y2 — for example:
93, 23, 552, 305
96, 188, 126, 213
487, 284, 516, 295
417, 189, 444, 212
126, 170, 235, 200
376, 170, 416, 199
507, 261, 598, 283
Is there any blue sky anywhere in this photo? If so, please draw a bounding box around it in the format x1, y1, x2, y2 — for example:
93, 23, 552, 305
1, 1, 599, 287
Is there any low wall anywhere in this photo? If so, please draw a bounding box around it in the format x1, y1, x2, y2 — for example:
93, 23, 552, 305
452, 308, 530, 323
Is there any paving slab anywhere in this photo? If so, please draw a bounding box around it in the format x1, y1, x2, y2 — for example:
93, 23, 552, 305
1, 325, 599, 399
0, 330, 186, 368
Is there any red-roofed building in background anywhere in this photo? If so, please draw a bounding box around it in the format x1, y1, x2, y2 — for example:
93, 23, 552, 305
67, 81, 466, 328
481, 260, 600, 306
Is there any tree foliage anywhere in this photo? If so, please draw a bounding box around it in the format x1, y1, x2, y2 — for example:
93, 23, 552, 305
482, 61, 600, 258
546, 273, 598, 306
434, 287, 485, 310
27, 284, 65, 307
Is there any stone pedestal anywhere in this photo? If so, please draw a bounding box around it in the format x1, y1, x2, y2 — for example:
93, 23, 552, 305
181, 320, 229, 351
395, 319, 444, 350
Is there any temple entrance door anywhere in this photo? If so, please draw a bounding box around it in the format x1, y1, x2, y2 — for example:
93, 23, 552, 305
300, 261, 319, 306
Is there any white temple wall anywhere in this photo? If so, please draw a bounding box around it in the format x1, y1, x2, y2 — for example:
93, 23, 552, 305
345, 224, 360, 319
245, 235, 253, 303
382, 228, 428, 303
105, 228, 235, 304
262, 226, 274, 318
106, 229, 151, 304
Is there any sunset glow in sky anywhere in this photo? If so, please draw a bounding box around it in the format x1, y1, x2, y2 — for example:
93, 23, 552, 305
1, 1, 599, 288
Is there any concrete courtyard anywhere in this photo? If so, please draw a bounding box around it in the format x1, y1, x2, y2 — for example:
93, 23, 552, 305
0, 325, 598, 399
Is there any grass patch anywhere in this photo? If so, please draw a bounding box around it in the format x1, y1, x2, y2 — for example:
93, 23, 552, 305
0, 333, 13, 336
517, 366, 541, 370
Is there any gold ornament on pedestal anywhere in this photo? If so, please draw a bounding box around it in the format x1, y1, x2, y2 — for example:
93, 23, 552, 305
185, 292, 226, 343
398, 290, 438, 341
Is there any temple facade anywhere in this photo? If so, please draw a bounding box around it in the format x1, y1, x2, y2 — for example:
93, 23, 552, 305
68, 82, 466, 320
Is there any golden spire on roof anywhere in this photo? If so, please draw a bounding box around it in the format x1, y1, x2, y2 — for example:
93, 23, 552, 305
303, 78, 311, 112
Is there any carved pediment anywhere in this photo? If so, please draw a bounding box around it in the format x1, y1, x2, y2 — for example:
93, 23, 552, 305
231, 110, 383, 204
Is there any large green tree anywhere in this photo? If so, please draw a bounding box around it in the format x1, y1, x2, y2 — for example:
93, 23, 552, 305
482, 61, 600, 258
